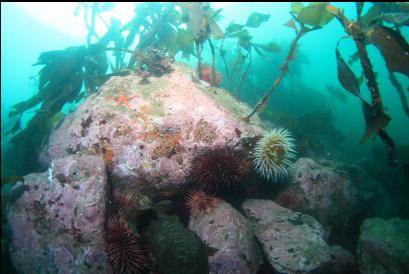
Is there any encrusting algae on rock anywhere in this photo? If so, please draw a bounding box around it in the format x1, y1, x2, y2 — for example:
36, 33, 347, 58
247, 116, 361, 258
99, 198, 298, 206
42, 63, 268, 200
6, 61, 302, 274
4, 3, 409, 274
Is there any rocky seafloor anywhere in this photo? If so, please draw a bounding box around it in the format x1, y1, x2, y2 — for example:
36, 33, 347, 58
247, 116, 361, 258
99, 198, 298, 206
4, 64, 409, 274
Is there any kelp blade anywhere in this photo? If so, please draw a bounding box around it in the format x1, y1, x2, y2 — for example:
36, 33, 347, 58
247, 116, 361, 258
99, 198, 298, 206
366, 25, 409, 78
335, 42, 361, 97
360, 100, 391, 144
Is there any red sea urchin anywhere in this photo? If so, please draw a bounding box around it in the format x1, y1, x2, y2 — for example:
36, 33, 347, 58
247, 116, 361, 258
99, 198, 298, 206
190, 147, 250, 192
185, 191, 221, 217
199, 64, 222, 86
105, 216, 146, 274
113, 190, 136, 216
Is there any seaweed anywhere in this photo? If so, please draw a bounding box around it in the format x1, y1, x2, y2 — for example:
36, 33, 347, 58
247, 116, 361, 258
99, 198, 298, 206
221, 11, 278, 98
181, 3, 224, 86
6, 2, 408, 176
243, 3, 329, 122
5, 43, 110, 175
365, 25, 409, 77
327, 2, 409, 169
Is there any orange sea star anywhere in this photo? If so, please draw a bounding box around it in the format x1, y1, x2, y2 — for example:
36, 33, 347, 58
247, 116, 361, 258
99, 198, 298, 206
112, 91, 137, 109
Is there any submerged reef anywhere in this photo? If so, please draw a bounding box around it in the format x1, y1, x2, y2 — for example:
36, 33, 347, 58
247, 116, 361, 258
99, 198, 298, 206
5, 62, 406, 274
41, 63, 266, 200
3, 2, 409, 273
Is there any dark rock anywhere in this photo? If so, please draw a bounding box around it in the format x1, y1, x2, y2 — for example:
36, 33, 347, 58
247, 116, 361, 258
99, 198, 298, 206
275, 158, 359, 231
329, 245, 358, 274
146, 212, 209, 274
357, 217, 409, 274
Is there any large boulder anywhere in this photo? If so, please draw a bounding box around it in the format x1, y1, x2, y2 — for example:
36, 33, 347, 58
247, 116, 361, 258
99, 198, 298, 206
7, 154, 109, 274
242, 199, 332, 274
189, 201, 263, 274
43, 64, 266, 199
275, 158, 358, 230
357, 217, 409, 274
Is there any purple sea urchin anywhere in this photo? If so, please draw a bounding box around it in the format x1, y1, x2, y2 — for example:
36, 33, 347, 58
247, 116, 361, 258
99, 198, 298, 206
190, 147, 250, 192
253, 128, 296, 181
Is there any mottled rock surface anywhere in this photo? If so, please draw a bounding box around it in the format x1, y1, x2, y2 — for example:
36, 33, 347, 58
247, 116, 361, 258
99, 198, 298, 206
189, 201, 262, 274
8, 154, 109, 274
275, 158, 358, 228
357, 217, 409, 274
242, 199, 332, 274
43, 64, 266, 199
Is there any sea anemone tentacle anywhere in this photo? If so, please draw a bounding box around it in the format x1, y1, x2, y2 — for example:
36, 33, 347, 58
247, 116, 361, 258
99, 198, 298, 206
253, 128, 296, 181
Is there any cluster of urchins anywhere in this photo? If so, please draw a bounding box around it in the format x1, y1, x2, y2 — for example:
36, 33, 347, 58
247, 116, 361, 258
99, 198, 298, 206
104, 128, 296, 273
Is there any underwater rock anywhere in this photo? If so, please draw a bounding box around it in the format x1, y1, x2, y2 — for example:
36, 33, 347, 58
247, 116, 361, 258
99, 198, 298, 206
43, 63, 265, 199
146, 212, 209, 274
329, 245, 358, 274
275, 158, 358, 230
242, 199, 332, 274
7, 154, 109, 274
357, 217, 409, 274
189, 201, 263, 274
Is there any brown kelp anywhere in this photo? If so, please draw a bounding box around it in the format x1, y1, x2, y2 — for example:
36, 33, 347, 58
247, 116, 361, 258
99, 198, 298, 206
243, 2, 334, 122
99, 3, 198, 71
335, 37, 391, 145
365, 24, 409, 118
4, 3, 196, 176
328, 2, 409, 169
101, 2, 223, 79
6, 44, 109, 175
181, 2, 224, 86
365, 24, 409, 78
222, 12, 280, 98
